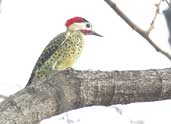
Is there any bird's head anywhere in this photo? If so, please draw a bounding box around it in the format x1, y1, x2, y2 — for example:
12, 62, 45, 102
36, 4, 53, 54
65, 17, 102, 37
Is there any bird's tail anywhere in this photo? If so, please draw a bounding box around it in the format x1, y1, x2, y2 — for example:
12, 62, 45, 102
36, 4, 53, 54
25, 71, 35, 87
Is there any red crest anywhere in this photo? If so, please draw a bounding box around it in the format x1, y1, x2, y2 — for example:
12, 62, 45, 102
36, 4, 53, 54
65, 17, 86, 27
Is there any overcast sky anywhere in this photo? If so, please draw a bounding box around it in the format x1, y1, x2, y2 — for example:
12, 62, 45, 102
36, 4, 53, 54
0, 0, 170, 87
0, 0, 171, 124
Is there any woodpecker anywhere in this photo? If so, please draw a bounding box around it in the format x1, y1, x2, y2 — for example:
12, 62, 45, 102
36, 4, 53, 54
26, 17, 102, 86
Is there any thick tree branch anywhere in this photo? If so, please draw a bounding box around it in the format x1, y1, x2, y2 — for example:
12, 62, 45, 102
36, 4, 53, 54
104, 0, 171, 61
0, 68, 171, 124
0, 94, 7, 99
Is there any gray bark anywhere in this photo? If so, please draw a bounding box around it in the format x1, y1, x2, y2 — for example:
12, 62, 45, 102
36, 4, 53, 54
0, 68, 171, 124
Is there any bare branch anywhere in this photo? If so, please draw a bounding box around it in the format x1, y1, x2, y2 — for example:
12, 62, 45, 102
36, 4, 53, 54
163, 0, 170, 6
104, 0, 171, 61
147, 0, 162, 34
0, 68, 171, 123
0, 94, 7, 99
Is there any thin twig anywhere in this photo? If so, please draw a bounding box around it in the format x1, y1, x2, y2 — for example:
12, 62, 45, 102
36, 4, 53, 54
147, 0, 162, 34
163, 0, 170, 6
104, 0, 171, 61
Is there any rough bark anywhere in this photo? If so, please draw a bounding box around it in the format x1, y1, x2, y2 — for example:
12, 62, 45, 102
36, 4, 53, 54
0, 68, 171, 124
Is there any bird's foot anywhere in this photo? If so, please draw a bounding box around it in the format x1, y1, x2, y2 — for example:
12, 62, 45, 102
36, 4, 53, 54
66, 67, 74, 72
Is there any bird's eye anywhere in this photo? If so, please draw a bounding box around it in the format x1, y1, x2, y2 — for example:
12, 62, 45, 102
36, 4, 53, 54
86, 23, 91, 28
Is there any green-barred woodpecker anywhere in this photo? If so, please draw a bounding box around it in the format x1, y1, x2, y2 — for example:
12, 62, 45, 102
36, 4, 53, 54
26, 17, 102, 86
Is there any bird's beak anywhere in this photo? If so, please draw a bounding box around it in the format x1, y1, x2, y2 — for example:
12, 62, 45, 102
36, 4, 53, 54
91, 30, 103, 37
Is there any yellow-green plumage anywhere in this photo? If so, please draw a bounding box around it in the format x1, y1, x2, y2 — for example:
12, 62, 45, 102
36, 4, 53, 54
26, 31, 84, 86
26, 17, 102, 87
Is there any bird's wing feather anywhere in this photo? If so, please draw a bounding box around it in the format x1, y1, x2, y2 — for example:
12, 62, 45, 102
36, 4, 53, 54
26, 32, 66, 86
36, 32, 66, 68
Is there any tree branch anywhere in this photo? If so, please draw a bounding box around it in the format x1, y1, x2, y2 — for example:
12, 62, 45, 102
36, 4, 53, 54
163, 0, 170, 6
147, 0, 161, 34
104, 0, 171, 61
0, 68, 171, 123
0, 94, 7, 99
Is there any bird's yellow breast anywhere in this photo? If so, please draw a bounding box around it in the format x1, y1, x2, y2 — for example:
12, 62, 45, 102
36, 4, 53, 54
50, 31, 84, 70
31, 31, 84, 83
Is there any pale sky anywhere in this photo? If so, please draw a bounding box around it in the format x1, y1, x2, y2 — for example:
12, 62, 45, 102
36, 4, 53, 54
0, 0, 171, 124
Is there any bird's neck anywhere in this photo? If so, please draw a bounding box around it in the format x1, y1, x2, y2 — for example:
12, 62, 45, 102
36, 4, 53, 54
66, 29, 84, 37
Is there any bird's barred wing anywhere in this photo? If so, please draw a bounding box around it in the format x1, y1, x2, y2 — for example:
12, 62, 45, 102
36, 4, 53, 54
35, 32, 66, 69
26, 32, 66, 86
